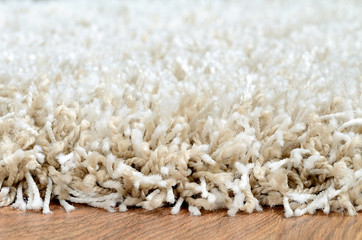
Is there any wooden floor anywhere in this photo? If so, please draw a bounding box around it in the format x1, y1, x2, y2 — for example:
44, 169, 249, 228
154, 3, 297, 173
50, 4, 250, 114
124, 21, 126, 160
0, 203, 360, 240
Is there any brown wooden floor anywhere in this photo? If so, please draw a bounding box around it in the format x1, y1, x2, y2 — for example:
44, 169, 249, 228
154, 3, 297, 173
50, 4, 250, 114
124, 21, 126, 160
0, 203, 360, 240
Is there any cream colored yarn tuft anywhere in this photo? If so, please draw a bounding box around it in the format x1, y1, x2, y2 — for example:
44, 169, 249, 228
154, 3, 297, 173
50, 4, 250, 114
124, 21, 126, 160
0, 0, 361, 217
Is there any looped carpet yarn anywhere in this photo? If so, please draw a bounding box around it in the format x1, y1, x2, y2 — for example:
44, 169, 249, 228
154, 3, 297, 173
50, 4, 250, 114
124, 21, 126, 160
0, 0, 361, 217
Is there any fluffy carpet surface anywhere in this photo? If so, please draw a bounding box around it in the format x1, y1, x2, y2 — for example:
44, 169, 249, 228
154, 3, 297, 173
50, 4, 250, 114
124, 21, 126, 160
0, 0, 361, 217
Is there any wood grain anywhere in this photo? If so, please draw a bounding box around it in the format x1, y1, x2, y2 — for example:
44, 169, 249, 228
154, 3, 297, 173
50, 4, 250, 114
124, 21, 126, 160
0, 203, 360, 240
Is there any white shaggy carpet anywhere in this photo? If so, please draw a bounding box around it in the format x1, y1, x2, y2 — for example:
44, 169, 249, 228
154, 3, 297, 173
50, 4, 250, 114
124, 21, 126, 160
0, 0, 361, 217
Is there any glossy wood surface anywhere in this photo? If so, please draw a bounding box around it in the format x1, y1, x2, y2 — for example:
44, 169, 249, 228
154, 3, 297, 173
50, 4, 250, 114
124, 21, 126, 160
0, 203, 360, 240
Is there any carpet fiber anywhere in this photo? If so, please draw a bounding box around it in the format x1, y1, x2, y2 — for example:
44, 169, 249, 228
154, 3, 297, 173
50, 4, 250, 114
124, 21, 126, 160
0, 0, 361, 217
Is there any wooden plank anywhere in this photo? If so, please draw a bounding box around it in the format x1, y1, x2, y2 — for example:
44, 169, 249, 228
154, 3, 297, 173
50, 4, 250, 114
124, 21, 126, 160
0, 204, 360, 240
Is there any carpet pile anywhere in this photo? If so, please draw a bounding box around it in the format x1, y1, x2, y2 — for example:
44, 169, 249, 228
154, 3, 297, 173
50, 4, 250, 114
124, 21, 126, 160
0, 0, 361, 217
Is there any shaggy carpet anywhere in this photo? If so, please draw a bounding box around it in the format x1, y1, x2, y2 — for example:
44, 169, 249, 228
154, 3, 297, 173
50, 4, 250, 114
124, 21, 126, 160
0, 0, 361, 217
